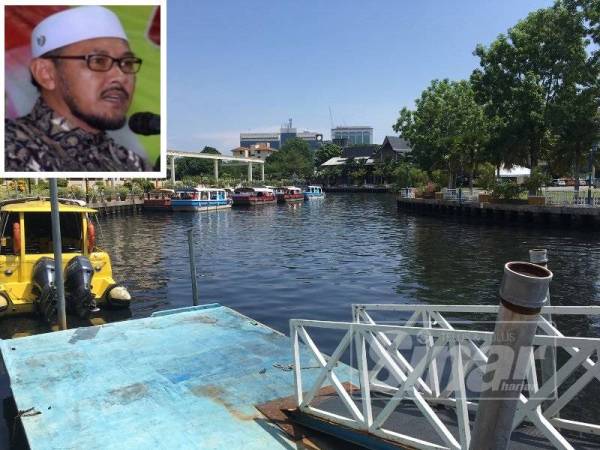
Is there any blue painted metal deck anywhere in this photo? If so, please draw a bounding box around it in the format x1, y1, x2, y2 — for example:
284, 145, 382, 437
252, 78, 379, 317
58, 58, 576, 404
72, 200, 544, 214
0, 304, 342, 449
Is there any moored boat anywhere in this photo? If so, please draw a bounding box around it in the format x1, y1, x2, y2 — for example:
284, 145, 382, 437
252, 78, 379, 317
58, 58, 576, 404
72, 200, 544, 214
232, 187, 276, 205
171, 187, 232, 212
303, 185, 325, 200
0, 198, 131, 323
143, 188, 174, 210
274, 186, 304, 203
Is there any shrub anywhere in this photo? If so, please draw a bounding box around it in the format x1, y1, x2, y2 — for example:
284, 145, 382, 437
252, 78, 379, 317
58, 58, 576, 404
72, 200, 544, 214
523, 167, 550, 195
477, 163, 497, 191
430, 170, 449, 190
491, 181, 526, 201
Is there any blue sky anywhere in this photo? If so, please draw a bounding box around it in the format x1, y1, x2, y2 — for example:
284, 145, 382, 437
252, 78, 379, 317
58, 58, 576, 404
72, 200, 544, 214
167, 0, 553, 154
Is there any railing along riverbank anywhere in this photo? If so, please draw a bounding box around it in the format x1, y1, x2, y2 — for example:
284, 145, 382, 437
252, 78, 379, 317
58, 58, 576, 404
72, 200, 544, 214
398, 188, 600, 227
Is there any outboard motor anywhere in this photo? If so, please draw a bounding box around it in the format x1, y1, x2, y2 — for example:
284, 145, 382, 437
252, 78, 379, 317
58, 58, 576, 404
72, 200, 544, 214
32, 257, 57, 323
64, 256, 99, 319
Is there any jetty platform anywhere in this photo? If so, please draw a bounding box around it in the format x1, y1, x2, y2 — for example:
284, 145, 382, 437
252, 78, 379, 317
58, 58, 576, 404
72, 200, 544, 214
0, 304, 351, 450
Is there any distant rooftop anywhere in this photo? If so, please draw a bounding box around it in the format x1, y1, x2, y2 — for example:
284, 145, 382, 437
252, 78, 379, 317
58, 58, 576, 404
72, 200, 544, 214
240, 133, 279, 139
332, 126, 373, 130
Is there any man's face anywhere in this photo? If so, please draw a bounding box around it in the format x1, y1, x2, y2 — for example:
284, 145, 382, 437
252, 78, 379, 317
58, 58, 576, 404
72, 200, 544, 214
54, 37, 136, 131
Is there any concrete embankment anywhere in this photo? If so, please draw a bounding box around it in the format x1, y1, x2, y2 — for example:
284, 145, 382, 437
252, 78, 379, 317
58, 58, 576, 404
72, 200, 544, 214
397, 197, 600, 227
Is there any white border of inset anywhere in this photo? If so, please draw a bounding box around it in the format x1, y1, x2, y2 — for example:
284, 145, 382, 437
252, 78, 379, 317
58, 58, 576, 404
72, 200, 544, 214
1, 0, 167, 178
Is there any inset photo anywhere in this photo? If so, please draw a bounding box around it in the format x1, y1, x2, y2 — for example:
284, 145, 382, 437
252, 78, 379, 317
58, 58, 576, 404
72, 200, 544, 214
3, 3, 165, 177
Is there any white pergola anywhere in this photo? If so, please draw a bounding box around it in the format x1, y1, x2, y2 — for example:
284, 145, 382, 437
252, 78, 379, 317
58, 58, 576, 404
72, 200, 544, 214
167, 150, 265, 184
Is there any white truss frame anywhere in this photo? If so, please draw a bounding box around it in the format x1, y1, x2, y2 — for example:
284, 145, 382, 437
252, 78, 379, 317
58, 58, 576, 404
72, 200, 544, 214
290, 304, 600, 450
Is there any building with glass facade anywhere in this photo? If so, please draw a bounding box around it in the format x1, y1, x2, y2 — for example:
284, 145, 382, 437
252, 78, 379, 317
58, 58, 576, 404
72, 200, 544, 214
240, 120, 323, 152
331, 126, 373, 145
239, 133, 280, 150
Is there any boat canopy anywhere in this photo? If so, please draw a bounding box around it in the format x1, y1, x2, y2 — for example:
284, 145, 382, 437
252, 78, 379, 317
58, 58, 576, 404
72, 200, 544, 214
235, 187, 274, 194
0, 199, 96, 213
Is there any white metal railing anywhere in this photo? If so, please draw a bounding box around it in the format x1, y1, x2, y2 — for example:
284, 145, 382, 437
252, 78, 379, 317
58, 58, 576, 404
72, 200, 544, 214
400, 188, 415, 199
290, 304, 600, 450
542, 189, 600, 207
441, 188, 479, 203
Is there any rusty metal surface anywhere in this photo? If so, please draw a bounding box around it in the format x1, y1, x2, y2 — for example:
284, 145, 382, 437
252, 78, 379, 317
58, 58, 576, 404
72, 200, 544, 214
0, 304, 354, 449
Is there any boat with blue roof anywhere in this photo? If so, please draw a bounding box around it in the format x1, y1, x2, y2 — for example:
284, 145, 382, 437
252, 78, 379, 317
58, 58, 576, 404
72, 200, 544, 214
303, 185, 325, 200
171, 187, 231, 212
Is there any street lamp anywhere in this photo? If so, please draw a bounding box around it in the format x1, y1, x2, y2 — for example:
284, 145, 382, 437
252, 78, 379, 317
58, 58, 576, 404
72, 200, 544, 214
589, 142, 598, 206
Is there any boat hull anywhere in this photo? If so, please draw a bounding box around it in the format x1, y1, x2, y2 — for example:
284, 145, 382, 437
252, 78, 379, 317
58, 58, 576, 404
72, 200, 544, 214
276, 194, 304, 203
143, 199, 171, 210
304, 193, 325, 200
232, 196, 276, 206
171, 200, 232, 211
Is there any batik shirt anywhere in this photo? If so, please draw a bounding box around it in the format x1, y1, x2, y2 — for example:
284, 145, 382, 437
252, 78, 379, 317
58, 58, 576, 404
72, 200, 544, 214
5, 99, 148, 172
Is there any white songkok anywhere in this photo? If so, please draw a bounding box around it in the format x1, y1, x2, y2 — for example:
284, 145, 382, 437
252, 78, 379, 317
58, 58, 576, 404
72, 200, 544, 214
31, 6, 128, 58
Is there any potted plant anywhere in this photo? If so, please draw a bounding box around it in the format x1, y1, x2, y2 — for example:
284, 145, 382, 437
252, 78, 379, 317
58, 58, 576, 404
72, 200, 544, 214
117, 187, 129, 201
104, 187, 115, 202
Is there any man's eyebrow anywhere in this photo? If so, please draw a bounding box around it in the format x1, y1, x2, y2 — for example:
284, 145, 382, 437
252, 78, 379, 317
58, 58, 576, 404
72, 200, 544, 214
90, 49, 135, 57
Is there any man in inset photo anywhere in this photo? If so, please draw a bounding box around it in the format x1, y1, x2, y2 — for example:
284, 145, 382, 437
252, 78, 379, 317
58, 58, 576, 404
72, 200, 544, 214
5, 5, 159, 172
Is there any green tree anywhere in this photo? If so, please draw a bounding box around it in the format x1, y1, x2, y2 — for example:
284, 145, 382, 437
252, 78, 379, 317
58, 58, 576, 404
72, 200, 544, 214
265, 138, 314, 179
176, 146, 222, 179
476, 162, 498, 191
394, 79, 490, 190
349, 159, 368, 185
391, 162, 429, 188
471, 2, 594, 192
315, 143, 342, 167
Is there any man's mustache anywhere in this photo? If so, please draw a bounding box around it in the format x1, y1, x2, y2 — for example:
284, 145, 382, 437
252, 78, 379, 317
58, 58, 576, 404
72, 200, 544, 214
100, 86, 130, 100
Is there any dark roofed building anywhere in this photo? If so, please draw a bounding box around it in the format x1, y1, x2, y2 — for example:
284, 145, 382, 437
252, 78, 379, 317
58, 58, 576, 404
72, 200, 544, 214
372, 136, 411, 162
342, 144, 380, 159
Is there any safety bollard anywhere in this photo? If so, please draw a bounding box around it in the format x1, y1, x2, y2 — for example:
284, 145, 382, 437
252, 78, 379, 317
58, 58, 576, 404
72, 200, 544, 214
469, 261, 552, 450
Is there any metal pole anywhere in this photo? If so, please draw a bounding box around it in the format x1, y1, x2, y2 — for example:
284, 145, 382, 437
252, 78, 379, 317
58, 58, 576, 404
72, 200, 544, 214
590, 143, 598, 206
470, 261, 552, 450
214, 159, 219, 182
529, 249, 557, 412
171, 156, 176, 185
49, 179, 67, 330
261, 163, 265, 182
248, 163, 253, 183
187, 229, 199, 306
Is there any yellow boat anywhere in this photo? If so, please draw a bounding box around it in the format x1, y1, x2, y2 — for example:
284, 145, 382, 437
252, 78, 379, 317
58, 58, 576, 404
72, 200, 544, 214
0, 198, 131, 322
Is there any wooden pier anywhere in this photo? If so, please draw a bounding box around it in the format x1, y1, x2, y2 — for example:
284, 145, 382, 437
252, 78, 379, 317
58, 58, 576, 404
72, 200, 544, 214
397, 197, 600, 227
87, 197, 144, 215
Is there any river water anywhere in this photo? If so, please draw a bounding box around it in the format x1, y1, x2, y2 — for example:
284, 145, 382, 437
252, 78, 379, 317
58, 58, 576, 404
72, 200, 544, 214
101, 193, 600, 333
1, 193, 599, 434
